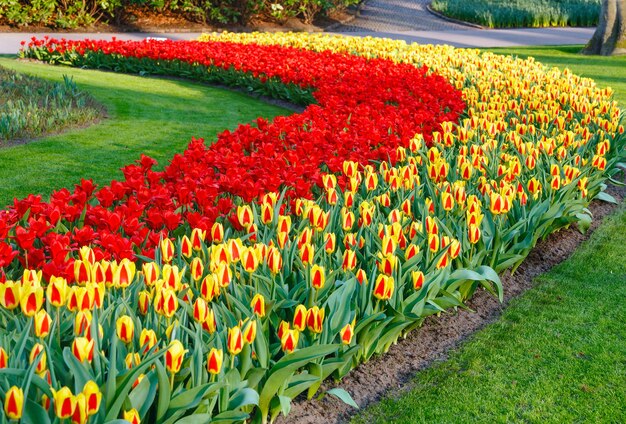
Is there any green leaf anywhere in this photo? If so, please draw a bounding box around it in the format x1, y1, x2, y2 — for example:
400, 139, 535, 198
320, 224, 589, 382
129, 372, 157, 417
210, 411, 250, 423
174, 414, 213, 424
228, 387, 259, 410
168, 382, 222, 411
326, 388, 359, 409
155, 361, 171, 422
22, 398, 51, 424
596, 191, 618, 204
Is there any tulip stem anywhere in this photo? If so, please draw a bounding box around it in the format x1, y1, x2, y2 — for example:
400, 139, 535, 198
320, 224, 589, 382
56, 306, 61, 346
170, 372, 175, 392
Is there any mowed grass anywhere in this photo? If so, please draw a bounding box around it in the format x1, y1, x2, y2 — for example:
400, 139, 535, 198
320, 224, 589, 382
0, 56, 289, 207
353, 47, 626, 423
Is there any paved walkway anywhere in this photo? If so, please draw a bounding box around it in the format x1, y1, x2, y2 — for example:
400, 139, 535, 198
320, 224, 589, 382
0, 0, 596, 54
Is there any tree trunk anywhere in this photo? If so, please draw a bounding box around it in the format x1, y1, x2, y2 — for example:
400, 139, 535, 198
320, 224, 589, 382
582, 0, 626, 55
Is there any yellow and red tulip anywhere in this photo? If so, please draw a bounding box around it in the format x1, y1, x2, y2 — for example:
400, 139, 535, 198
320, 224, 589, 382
72, 337, 94, 363
237, 205, 254, 229
160, 238, 175, 263
0, 347, 7, 369
82, 380, 101, 416
138, 290, 151, 315
227, 327, 243, 355
340, 322, 354, 344
29, 343, 47, 374
34, 309, 52, 338
74, 259, 91, 285
190, 227, 206, 250
266, 246, 283, 274
373, 275, 394, 300
310, 264, 325, 290
4, 386, 23, 420
139, 328, 158, 353
46, 276, 67, 307
342, 249, 357, 271
52, 386, 76, 419
123, 408, 141, 424
20, 284, 44, 317
210, 222, 224, 243
114, 258, 136, 289
165, 340, 187, 374
180, 235, 193, 258
243, 320, 257, 344
193, 298, 210, 323
280, 329, 299, 354
116, 315, 135, 344
293, 304, 307, 331
306, 306, 324, 333
241, 247, 260, 273
207, 348, 223, 375
251, 293, 265, 317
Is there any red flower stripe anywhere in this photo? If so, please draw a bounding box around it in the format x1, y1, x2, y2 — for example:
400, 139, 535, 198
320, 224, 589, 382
3, 38, 464, 280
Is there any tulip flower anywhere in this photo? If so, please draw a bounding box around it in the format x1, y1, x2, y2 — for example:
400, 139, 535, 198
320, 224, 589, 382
266, 247, 283, 274
355, 269, 368, 285
162, 264, 183, 291
165, 340, 187, 374
306, 306, 324, 333
412, 271, 425, 290
277, 321, 290, 341
0, 347, 7, 368
123, 408, 141, 424
200, 274, 219, 301
293, 304, 307, 331
373, 275, 394, 300
138, 290, 151, 315
46, 276, 67, 307
29, 343, 47, 374
237, 205, 254, 229
227, 327, 243, 355
193, 298, 210, 323
298, 243, 314, 266
215, 262, 232, 287
277, 231, 289, 249
34, 309, 52, 338
324, 233, 336, 254
203, 309, 217, 333
380, 235, 396, 257
377, 254, 396, 276
277, 215, 291, 234
116, 315, 135, 344
180, 235, 193, 258
139, 328, 157, 353
125, 352, 141, 369
207, 348, 223, 375
281, 329, 299, 354
405, 243, 420, 260
441, 192, 454, 211
160, 238, 175, 263
428, 233, 439, 253
448, 239, 461, 259
468, 224, 481, 244
142, 262, 160, 287
260, 202, 273, 225
160, 289, 178, 318
114, 258, 136, 289
190, 257, 204, 281
340, 322, 354, 344
342, 249, 357, 271
52, 386, 76, 419
210, 222, 224, 243
243, 320, 257, 344
228, 239, 243, 263
82, 380, 101, 416
74, 259, 91, 285
72, 337, 95, 363
436, 253, 450, 269
251, 293, 265, 317
310, 264, 325, 290
20, 284, 44, 317
71, 392, 87, 424
241, 247, 260, 273
4, 386, 23, 420
190, 227, 206, 250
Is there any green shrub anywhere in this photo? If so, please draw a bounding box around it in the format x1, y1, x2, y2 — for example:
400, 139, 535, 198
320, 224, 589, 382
0, 66, 103, 143
431, 0, 600, 28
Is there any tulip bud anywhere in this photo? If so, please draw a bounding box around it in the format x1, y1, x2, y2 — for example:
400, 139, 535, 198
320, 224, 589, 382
74, 259, 91, 285
180, 235, 193, 258
324, 233, 336, 254
47, 276, 67, 308
82, 381, 101, 416
207, 348, 223, 375
277, 215, 291, 234
162, 264, 183, 291
190, 228, 206, 250
310, 265, 325, 290
373, 275, 394, 300
160, 289, 178, 318
72, 337, 95, 363
139, 328, 158, 354
241, 247, 260, 273
200, 274, 219, 302
193, 298, 209, 323
137, 290, 151, 315
436, 253, 450, 269
203, 308, 217, 334
116, 315, 135, 344
448, 239, 461, 259
260, 202, 274, 225
227, 327, 243, 355
52, 386, 76, 419
0, 347, 7, 368
123, 408, 141, 424
412, 271, 425, 290
281, 329, 299, 354
114, 258, 136, 289
342, 249, 357, 271
266, 247, 283, 274
71, 392, 87, 424
292, 304, 307, 331
189, 257, 204, 282
251, 293, 266, 317
237, 205, 254, 229
428, 233, 439, 253
243, 320, 257, 344
211, 222, 224, 243
34, 309, 52, 338
29, 343, 47, 374
355, 269, 368, 285
20, 284, 44, 317
125, 352, 141, 369
298, 243, 314, 266
4, 386, 24, 420
377, 254, 396, 275
339, 322, 354, 344
306, 306, 324, 333
215, 263, 232, 288
142, 262, 160, 287
165, 340, 187, 374
160, 238, 175, 263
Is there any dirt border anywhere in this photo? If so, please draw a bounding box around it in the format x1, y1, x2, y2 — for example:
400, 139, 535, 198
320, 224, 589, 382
278, 181, 626, 423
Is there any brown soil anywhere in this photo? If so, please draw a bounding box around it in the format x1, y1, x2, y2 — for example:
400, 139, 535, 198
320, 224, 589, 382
279, 181, 626, 424
0, 7, 354, 33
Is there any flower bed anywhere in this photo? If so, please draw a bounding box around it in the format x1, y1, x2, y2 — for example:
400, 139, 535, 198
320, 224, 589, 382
0, 34, 623, 424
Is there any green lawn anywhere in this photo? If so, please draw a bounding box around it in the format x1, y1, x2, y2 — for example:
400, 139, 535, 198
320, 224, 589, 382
0, 57, 288, 207
353, 46, 626, 423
